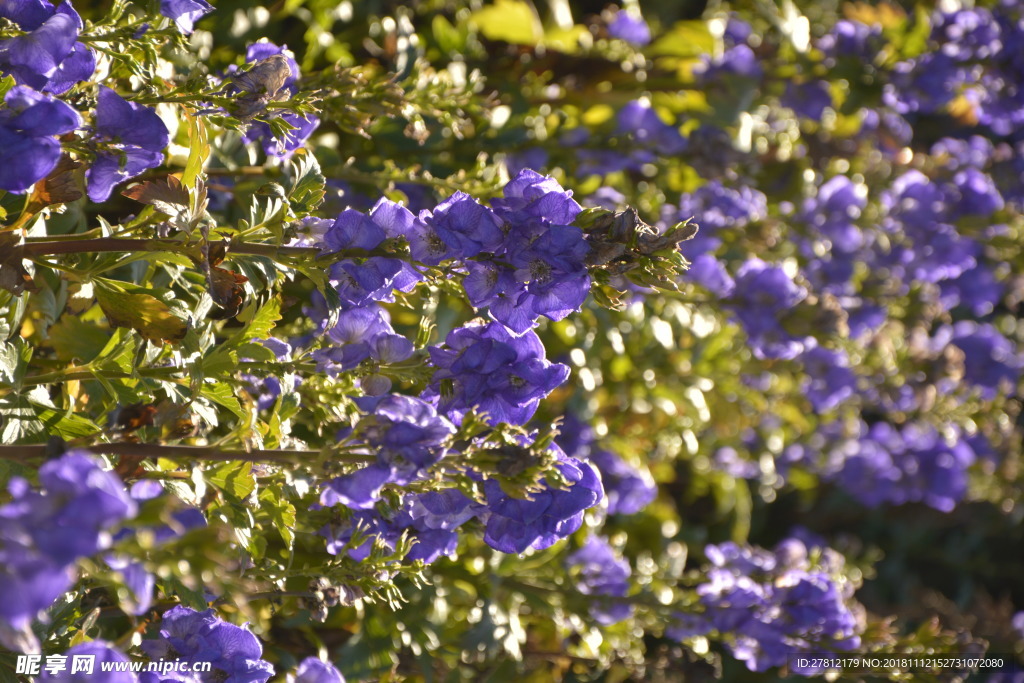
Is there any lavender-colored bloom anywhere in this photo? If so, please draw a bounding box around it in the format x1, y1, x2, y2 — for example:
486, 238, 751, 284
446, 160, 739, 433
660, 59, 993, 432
0, 85, 80, 192
676, 181, 767, 257
291, 657, 345, 683
693, 540, 861, 674
422, 191, 505, 258
42, 642, 136, 682
949, 322, 1021, 399
106, 555, 155, 615
0, 1, 95, 94
932, 8, 1002, 61
87, 87, 170, 202
0, 451, 135, 651
160, 0, 213, 34
951, 167, 1004, 216
424, 322, 570, 425
493, 169, 583, 225
321, 395, 455, 508
589, 448, 656, 515
687, 253, 735, 297
567, 536, 633, 625
728, 259, 810, 360
818, 19, 883, 60
883, 53, 962, 115
615, 100, 686, 155
695, 44, 763, 82
607, 11, 651, 46
940, 263, 1003, 316
782, 81, 832, 120
828, 422, 977, 512
481, 445, 603, 553
799, 347, 856, 413
800, 176, 866, 253
141, 606, 274, 682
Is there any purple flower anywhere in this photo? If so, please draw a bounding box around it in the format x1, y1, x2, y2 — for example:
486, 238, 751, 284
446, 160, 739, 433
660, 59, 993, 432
160, 0, 213, 34
800, 176, 866, 253
828, 422, 978, 511
0, 1, 95, 94
727, 259, 810, 360
320, 395, 455, 508
291, 657, 345, 683
567, 536, 633, 624
676, 181, 767, 257
695, 44, 763, 82
42, 642, 136, 682
693, 540, 861, 674
424, 322, 570, 425
87, 87, 170, 202
481, 445, 603, 553
421, 191, 505, 258
0, 451, 135, 651
141, 606, 274, 683
799, 347, 856, 413
687, 254, 735, 297
589, 448, 656, 515
782, 81, 832, 120
950, 321, 1021, 399
615, 100, 687, 155
607, 11, 651, 46
0, 85, 80, 192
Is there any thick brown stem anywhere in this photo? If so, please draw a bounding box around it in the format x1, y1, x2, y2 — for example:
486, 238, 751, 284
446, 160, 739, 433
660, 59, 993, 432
19, 238, 324, 260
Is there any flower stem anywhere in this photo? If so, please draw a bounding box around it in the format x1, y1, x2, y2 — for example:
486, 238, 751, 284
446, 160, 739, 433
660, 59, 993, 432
0, 442, 373, 465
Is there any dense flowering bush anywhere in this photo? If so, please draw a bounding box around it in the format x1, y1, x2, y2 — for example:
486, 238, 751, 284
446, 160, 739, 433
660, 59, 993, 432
1, 0, 1023, 681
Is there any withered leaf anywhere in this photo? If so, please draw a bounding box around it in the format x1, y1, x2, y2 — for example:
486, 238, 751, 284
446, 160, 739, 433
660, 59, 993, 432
26, 155, 83, 209
122, 175, 190, 217
208, 266, 249, 320
109, 402, 159, 433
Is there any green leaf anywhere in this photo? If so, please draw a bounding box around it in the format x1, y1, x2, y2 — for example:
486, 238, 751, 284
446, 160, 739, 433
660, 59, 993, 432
182, 111, 210, 191
35, 406, 102, 439
0, 75, 16, 99
0, 392, 45, 443
258, 487, 296, 548
287, 149, 326, 214
94, 278, 189, 344
200, 381, 245, 420
206, 461, 256, 500
94, 328, 138, 374
471, 0, 541, 45
649, 21, 712, 58
48, 315, 113, 364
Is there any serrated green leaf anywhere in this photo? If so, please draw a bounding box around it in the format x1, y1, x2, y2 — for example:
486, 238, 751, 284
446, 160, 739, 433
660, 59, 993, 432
287, 149, 326, 213
207, 461, 256, 500
259, 487, 296, 548
200, 381, 245, 419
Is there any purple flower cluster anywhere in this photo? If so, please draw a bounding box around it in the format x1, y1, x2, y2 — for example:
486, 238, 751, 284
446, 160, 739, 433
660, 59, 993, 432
320, 394, 455, 509
727, 259, 811, 360
0, 85, 80, 192
461, 170, 592, 333
566, 536, 633, 625
140, 606, 274, 682
423, 321, 569, 426
826, 422, 978, 512
0, 0, 95, 94
0, 452, 136, 651
671, 539, 861, 675
322, 442, 602, 558
607, 11, 651, 46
